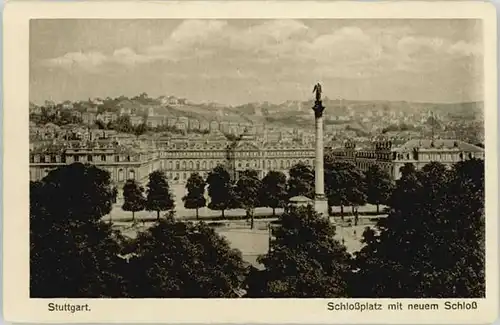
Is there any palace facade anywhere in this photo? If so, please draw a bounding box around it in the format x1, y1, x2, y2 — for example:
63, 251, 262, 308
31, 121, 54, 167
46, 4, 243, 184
329, 138, 484, 180
156, 132, 315, 183
29, 139, 160, 185
29, 131, 316, 187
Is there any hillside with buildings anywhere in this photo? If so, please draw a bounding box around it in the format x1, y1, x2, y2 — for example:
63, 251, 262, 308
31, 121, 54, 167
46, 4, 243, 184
29, 94, 484, 146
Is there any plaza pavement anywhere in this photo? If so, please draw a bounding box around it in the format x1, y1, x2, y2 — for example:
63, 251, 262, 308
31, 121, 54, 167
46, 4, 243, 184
112, 217, 377, 269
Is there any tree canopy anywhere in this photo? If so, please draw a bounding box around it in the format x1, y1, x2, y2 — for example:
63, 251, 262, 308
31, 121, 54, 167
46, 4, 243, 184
206, 165, 235, 218
251, 206, 352, 297
183, 172, 207, 219
365, 165, 393, 213
146, 170, 175, 220
122, 179, 145, 221
30, 163, 125, 298
287, 162, 314, 199
325, 159, 366, 217
234, 169, 262, 229
123, 218, 248, 297
352, 159, 485, 298
260, 170, 288, 216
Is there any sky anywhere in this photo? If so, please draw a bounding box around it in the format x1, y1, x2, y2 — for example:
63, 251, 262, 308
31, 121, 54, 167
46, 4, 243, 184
30, 19, 483, 106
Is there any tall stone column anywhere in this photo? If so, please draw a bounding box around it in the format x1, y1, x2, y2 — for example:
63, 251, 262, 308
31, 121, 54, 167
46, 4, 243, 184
315, 112, 325, 197
312, 97, 329, 216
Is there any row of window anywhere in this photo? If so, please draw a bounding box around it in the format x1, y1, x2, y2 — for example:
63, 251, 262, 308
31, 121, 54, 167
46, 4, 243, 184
160, 160, 224, 171
159, 159, 314, 171
356, 152, 392, 160
30, 154, 146, 164
158, 150, 314, 158
159, 151, 225, 158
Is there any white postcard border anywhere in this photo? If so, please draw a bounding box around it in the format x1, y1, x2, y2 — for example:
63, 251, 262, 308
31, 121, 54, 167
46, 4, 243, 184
3, 1, 498, 323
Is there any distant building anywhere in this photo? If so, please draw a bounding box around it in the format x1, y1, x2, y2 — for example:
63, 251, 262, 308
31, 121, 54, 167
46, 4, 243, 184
70, 111, 82, 120
91, 98, 104, 106
130, 115, 144, 126
82, 112, 97, 126
159, 96, 179, 105
175, 121, 187, 131
200, 120, 210, 131
219, 121, 230, 133
167, 117, 177, 127
146, 115, 165, 128
189, 119, 200, 130
44, 100, 56, 108
119, 106, 132, 116
209, 120, 219, 132
61, 101, 74, 110
29, 104, 42, 115
29, 140, 160, 190
86, 105, 98, 113
177, 117, 189, 129
96, 112, 118, 124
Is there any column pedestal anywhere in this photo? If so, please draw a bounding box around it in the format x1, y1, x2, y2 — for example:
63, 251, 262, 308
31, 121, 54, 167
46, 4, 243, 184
314, 194, 329, 216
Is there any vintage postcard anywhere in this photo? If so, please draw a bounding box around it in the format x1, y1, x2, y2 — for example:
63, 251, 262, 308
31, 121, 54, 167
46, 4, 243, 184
3, 0, 499, 323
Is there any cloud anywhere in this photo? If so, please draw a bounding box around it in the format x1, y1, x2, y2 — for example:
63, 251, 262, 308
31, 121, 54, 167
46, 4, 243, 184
41, 19, 482, 80
448, 40, 482, 56
170, 20, 228, 44
42, 51, 107, 70
112, 47, 152, 66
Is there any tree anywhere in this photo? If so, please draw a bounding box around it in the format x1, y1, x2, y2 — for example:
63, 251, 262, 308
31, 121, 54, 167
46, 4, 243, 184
325, 159, 363, 219
346, 166, 367, 215
30, 163, 125, 297
122, 179, 145, 221
352, 159, 485, 298
251, 206, 352, 297
365, 165, 393, 214
183, 172, 206, 219
133, 123, 149, 137
260, 170, 288, 216
123, 218, 248, 297
145, 171, 174, 220
234, 169, 262, 229
287, 162, 314, 199
206, 165, 234, 218
112, 115, 133, 133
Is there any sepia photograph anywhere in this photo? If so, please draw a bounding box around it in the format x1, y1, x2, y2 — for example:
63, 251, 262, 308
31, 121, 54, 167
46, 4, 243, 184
3, 1, 498, 323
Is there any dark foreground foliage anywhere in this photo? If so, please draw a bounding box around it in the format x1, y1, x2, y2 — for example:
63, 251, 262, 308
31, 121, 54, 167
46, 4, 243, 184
30, 159, 485, 298
248, 206, 352, 297
351, 159, 485, 298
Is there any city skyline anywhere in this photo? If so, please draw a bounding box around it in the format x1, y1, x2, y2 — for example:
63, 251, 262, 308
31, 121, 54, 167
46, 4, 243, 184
30, 19, 483, 106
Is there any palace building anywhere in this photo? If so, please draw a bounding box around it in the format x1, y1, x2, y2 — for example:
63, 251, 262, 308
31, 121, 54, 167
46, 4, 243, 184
156, 131, 315, 183
329, 138, 484, 180
30, 126, 483, 188
29, 130, 316, 187
29, 139, 160, 186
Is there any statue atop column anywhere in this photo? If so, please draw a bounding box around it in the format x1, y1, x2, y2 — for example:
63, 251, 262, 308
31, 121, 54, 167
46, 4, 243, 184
313, 82, 322, 101
312, 83, 325, 118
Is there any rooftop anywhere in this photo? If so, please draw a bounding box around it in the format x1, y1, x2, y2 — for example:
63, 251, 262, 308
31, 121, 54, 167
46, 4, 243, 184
395, 139, 484, 152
